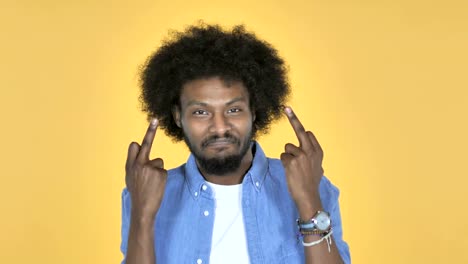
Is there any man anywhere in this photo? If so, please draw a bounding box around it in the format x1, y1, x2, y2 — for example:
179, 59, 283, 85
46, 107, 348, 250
121, 24, 350, 264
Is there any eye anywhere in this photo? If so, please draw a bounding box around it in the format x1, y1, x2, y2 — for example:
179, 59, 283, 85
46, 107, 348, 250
192, 109, 208, 115
227, 107, 242, 113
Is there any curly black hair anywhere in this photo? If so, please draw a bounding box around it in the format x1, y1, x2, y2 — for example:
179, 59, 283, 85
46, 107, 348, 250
139, 23, 290, 141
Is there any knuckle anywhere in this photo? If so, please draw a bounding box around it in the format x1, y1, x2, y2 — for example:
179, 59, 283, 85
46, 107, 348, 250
289, 158, 298, 166
297, 150, 306, 157
131, 162, 143, 172
141, 165, 153, 174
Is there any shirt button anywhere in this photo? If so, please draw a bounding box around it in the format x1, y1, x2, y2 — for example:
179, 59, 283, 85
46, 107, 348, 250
194, 192, 198, 197
255, 181, 260, 187
197, 259, 203, 264
204, 210, 209, 216
202, 185, 207, 191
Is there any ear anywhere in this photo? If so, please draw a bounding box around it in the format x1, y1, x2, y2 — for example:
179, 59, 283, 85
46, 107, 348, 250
172, 105, 182, 128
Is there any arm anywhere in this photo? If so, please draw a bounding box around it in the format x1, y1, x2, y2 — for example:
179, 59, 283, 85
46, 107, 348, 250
126, 210, 157, 264
123, 119, 167, 264
281, 107, 345, 264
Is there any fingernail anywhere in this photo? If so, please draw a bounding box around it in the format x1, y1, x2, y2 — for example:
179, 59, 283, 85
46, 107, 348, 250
284, 107, 292, 115
151, 118, 158, 126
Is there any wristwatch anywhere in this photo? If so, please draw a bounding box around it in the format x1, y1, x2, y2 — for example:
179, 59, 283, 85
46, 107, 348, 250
297, 210, 332, 232
312, 211, 331, 231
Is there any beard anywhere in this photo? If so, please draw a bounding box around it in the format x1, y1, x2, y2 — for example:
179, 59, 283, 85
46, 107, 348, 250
183, 130, 253, 176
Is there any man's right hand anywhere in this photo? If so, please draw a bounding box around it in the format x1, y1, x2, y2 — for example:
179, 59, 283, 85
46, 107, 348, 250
125, 118, 167, 219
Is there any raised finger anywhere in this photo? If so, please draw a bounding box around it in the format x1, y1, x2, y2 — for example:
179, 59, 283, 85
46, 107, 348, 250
137, 118, 158, 162
284, 107, 312, 150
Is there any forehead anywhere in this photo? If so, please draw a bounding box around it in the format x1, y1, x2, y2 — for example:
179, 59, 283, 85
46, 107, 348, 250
179, 77, 249, 106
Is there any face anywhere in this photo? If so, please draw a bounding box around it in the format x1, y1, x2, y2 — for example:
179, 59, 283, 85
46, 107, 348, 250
174, 77, 255, 175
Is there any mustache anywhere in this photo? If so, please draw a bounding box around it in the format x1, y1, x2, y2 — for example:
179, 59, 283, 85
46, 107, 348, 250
201, 133, 239, 148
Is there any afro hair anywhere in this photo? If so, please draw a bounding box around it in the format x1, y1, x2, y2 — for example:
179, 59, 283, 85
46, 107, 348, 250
139, 23, 290, 141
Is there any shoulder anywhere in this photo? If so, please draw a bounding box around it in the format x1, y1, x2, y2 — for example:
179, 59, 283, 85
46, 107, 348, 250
161, 163, 188, 193
267, 157, 285, 171
265, 157, 286, 179
167, 163, 186, 181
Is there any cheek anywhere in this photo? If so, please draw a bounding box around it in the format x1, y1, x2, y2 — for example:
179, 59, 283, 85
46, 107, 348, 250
234, 116, 254, 134
181, 119, 207, 139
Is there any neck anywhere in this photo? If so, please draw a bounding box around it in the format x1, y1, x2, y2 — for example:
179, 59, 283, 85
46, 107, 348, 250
199, 145, 254, 185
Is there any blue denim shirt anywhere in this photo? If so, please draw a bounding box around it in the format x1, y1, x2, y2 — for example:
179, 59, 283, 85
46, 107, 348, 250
120, 142, 350, 264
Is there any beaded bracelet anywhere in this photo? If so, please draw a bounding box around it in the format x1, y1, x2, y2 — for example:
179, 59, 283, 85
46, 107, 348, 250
300, 228, 330, 236
301, 229, 334, 252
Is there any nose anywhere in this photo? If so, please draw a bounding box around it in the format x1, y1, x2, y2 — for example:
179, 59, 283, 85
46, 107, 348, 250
209, 112, 231, 135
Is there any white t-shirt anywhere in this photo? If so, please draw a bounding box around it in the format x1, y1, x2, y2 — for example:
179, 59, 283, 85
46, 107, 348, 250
207, 182, 250, 264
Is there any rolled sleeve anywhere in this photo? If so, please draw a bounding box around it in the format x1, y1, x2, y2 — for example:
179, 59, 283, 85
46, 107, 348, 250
120, 188, 131, 264
320, 177, 351, 264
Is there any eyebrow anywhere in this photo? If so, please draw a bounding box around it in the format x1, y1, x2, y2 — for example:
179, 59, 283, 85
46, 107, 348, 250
186, 97, 247, 107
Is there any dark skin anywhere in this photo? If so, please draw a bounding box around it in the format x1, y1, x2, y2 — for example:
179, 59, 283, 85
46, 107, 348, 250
125, 77, 344, 263
282, 107, 344, 263
173, 77, 255, 185
125, 118, 166, 264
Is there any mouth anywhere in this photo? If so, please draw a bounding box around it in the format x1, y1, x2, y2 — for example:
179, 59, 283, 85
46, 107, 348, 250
202, 138, 238, 149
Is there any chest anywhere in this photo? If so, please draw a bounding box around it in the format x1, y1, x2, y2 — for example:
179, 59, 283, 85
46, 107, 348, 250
154, 182, 304, 264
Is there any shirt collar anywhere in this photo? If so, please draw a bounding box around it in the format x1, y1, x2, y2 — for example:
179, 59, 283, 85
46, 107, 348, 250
185, 141, 269, 199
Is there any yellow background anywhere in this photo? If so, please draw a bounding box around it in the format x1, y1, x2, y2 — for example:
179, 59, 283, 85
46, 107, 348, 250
1, 0, 467, 263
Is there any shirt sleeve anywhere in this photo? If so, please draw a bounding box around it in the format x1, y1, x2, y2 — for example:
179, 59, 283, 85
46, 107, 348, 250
320, 177, 351, 264
120, 188, 131, 264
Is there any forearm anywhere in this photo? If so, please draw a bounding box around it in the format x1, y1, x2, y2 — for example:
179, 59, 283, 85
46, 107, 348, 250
126, 213, 156, 264
298, 198, 344, 264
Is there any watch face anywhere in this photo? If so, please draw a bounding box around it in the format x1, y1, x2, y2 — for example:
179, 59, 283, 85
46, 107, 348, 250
315, 211, 331, 231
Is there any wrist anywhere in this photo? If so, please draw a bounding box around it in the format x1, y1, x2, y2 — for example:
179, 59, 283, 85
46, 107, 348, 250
296, 193, 323, 220
131, 208, 157, 224
297, 210, 332, 237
